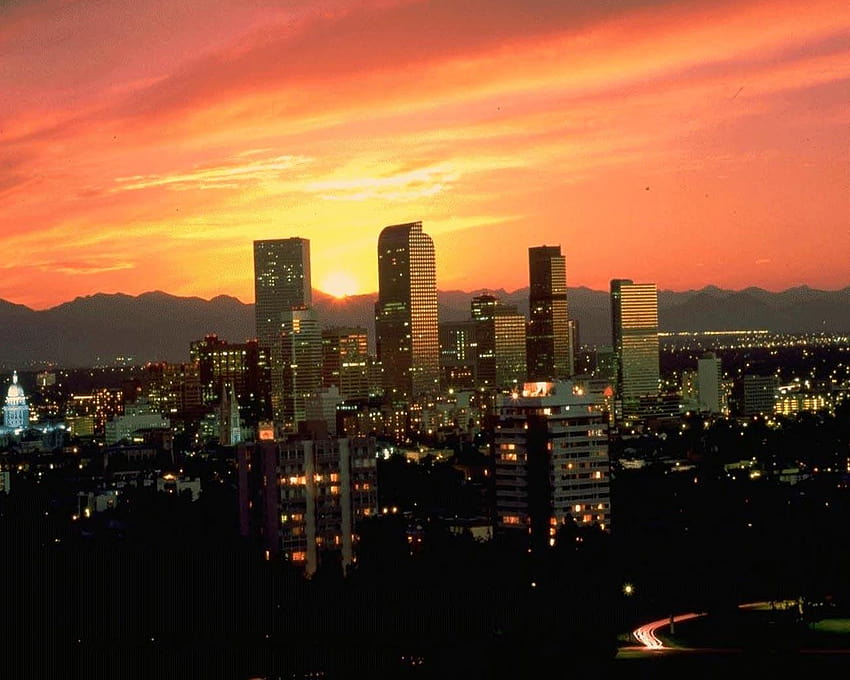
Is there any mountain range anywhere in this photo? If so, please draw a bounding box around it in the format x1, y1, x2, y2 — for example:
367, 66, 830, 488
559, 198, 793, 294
0, 285, 848, 368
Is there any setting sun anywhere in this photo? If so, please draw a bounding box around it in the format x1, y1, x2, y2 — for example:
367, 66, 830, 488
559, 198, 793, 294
321, 272, 358, 299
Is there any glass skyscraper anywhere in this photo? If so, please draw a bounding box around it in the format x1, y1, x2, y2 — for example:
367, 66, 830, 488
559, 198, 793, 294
253, 238, 312, 347
610, 279, 660, 409
375, 222, 439, 400
253, 238, 314, 430
472, 293, 527, 388
527, 245, 572, 381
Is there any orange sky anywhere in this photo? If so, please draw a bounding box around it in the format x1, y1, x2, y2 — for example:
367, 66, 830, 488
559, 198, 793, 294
2, 0, 848, 307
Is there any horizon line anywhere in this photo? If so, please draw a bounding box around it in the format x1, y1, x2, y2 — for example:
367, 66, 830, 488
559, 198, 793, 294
1, 282, 849, 312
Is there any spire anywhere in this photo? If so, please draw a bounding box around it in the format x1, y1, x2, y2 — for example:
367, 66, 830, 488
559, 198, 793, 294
12, 371, 18, 385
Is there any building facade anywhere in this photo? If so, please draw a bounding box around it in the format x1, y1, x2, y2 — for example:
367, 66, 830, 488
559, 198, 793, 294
254, 238, 313, 432
279, 307, 323, 432
493, 381, 611, 551
237, 436, 378, 576
253, 238, 312, 346
104, 398, 170, 445
3, 372, 30, 429
438, 320, 478, 390
473, 295, 527, 389
610, 279, 660, 415
697, 352, 724, 414
321, 327, 370, 400
374, 222, 440, 400
190, 334, 271, 426
742, 374, 779, 416
527, 246, 572, 381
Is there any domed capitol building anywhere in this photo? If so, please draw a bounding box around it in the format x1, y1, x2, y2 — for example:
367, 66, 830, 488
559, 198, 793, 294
3, 371, 30, 430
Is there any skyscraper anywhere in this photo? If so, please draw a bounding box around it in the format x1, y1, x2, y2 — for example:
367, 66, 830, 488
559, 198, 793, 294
527, 245, 572, 381
279, 306, 323, 431
321, 327, 369, 400
253, 238, 312, 347
253, 238, 312, 431
610, 279, 660, 411
472, 294, 527, 389
375, 222, 439, 399
697, 352, 723, 414
438, 320, 478, 389
190, 333, 271, 426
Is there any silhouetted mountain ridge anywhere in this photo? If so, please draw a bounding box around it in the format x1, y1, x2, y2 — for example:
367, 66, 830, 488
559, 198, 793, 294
0, 286, 847, 367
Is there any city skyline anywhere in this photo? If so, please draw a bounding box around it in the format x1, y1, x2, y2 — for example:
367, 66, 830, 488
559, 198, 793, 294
2, 0, 849, 309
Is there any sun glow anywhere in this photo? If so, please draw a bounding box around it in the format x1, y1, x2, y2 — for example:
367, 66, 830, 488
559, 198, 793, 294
321, 272, 358, 299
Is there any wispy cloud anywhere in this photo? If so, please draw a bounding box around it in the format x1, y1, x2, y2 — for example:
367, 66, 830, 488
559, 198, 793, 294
305, 163, 460, 201
51, 261, 136, 276
113, 153, 310, 192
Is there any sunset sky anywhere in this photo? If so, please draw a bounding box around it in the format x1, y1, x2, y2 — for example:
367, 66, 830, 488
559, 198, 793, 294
2, 0, 848, 308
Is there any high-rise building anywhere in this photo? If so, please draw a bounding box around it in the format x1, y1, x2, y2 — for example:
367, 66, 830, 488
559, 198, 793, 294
697, 352, 724, 414
493, 381, 611, 551
438, 320, 478, 389
279, 307, 323, 431
142, 363, 202, 428
742, 374, 779, 416
253, 238, 312, 347
610, 279, 660, 413
472, 294, 527, 389
238, 435, 378, 576
321, 327, 369, 400
527, 246, 572, 381
470, 293, 500, 322
375, 222, 439, 400
190, 334, 271, 426
254, 238, 313, 432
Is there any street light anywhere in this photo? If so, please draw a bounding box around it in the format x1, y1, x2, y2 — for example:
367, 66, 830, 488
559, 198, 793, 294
623, 583, 635, 596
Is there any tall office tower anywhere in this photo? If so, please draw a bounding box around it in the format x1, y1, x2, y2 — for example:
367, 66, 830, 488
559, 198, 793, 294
254, 238, 312, 431
742, 374, 779, 416
141, 363, 203, 433
253, 238, 312, 345
279, 307, 323, 431
526, 246, 572, 381
238, 436, 378, 577
610, 279, 660, 412
321, 327, 369, 400
190, 334, 271, 426
472, 294, 527, 388
697, 352, 724, 414
375, 221, 439, 400
438, 320, 478, 389
493, 381, 611, 551
470, 293, 500, 322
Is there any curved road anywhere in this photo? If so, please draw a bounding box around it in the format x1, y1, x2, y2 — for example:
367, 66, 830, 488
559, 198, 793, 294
630, 601, 781, 651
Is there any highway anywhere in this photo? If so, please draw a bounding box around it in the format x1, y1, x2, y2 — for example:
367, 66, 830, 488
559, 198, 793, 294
632, 611, 706, 649
630, 601, 793, 651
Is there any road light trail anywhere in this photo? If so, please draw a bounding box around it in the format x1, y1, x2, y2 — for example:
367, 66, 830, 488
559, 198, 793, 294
631, 601, 779, 649
632, 612, 706, 649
